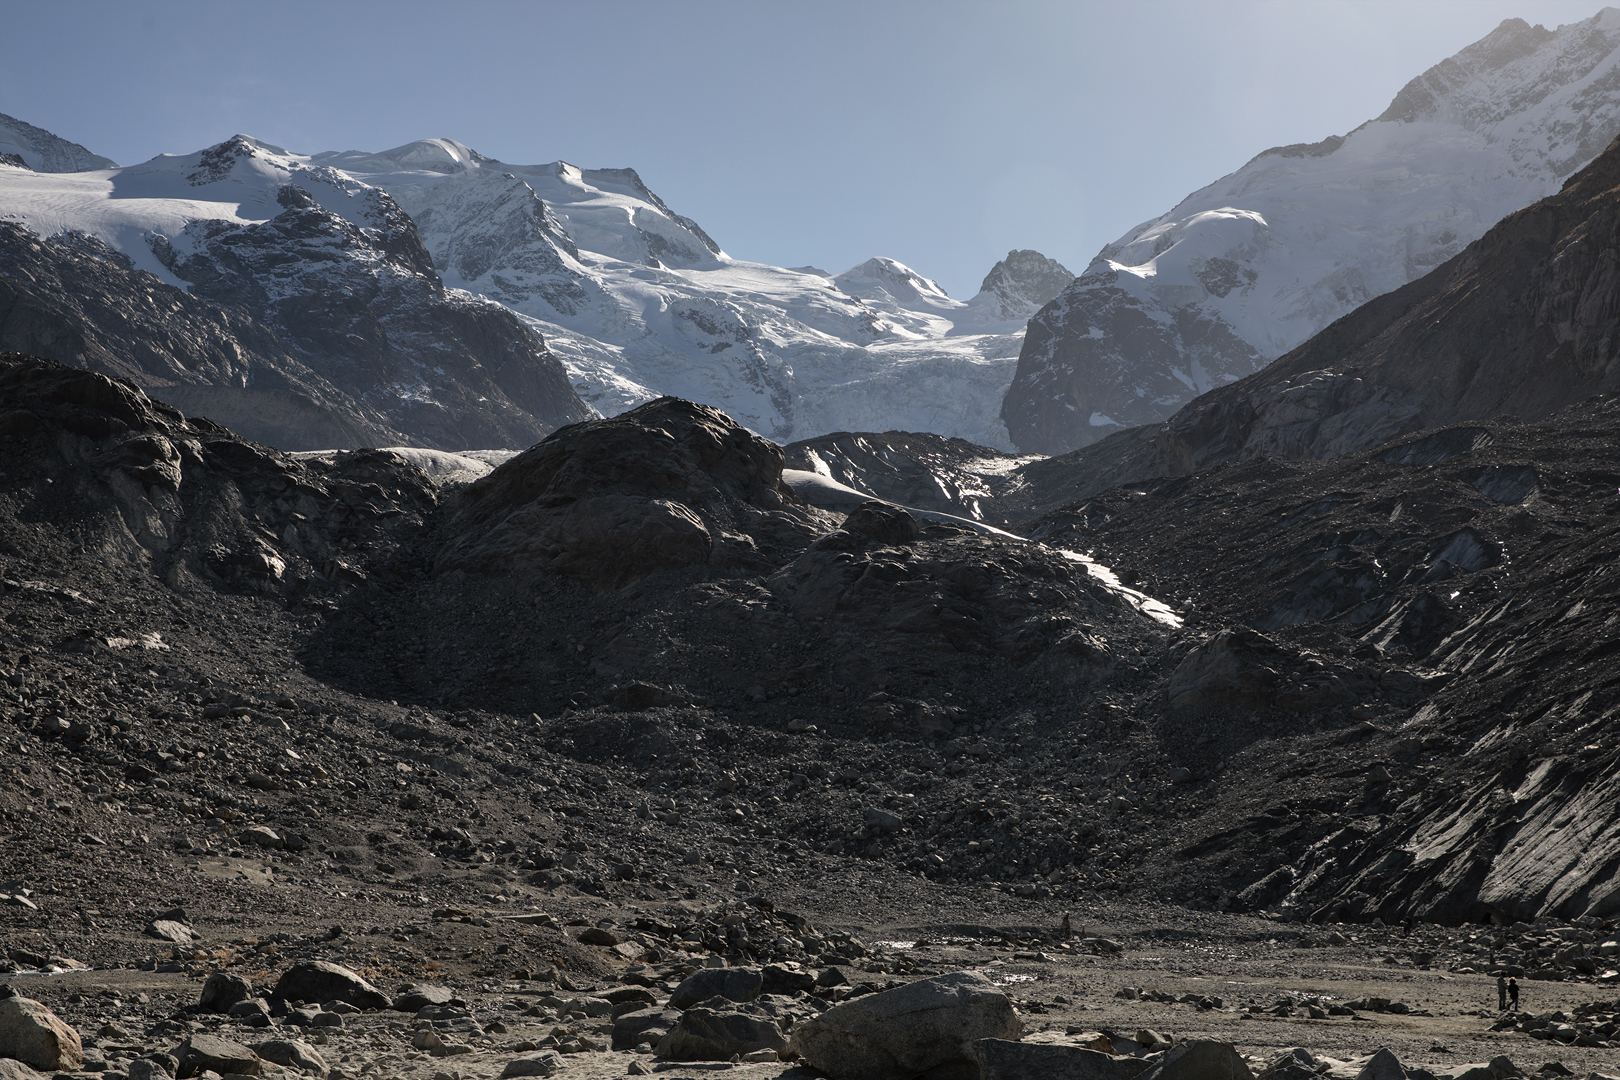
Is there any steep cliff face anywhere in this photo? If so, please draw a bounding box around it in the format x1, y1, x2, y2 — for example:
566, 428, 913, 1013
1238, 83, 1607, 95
1004, 11, 1620, 455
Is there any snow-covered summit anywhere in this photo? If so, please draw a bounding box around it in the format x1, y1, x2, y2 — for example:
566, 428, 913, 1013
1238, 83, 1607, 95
0, 112, 117, 172
1004, 9, 1620, 455
828, 251, 1074, 339
961, 249, 1074, 329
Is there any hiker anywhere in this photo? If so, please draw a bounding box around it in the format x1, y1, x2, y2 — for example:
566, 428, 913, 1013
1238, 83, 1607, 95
1508, 977, 1519, 1010
1496, 974, 1507, 1011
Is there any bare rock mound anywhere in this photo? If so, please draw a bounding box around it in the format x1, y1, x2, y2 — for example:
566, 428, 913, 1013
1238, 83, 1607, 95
434, 397, 835, 592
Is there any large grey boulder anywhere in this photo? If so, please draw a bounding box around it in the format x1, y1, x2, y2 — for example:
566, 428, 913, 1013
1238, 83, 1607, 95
249, 1040, 328, 1079
611, 1008, 681, 1052
654, 1009, 787, 1062
499, 1053, 562, 1078
1139, 1041, 1253, 1080
0, 996, 82, 1071
198, 973, 255, 1013
667, 967, 764, 1010
975, 1039, 1151, 1080
762, 964, 816, 996
1353, 1049, 1408, 1080
0, 1060, 46, 1080
392, 985, 455, 1013
786, 970, 1021, 1080
172, 1034, 260, 1078
272, 961, 391, 1010
1257, 1049, 1321, 1080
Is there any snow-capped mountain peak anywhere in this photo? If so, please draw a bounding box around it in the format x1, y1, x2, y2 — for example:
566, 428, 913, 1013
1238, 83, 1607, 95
1004, 7, 1620, 455
835, 256, 956, 307
967, 249, 1075, 324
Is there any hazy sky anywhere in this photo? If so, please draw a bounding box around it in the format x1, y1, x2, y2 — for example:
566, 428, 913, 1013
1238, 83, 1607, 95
2, 0, 1614, 296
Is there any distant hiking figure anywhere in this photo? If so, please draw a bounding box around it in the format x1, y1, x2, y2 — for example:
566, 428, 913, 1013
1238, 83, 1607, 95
1496, 975, 1507, 1010
1508, 977, 1519, 1009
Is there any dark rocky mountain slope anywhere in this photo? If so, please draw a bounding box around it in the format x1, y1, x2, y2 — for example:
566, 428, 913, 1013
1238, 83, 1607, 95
3, 352, 1617, 935
0, 223, 404, 449
1028, 402, 1620, 924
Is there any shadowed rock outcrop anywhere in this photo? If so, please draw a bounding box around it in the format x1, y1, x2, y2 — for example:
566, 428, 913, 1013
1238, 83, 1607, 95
434, 397, 831, 592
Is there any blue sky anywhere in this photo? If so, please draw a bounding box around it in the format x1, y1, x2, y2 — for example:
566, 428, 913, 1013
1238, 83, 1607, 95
2, 0, 1613, 296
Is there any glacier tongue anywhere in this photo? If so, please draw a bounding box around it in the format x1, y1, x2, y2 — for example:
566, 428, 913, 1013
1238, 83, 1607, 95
1003, 10, 1620, 455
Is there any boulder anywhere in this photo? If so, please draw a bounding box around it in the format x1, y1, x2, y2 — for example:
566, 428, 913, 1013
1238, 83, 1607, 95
0, 1058, 46, 1080
603, 987, 658, 1008
198, 973, 255, 1013
248, 1041, 327, 1079
145, 919, 198, 943
235, 1007, 273, 1029
667, 967, 764, 1009
239, 826, 283, 850
1139, 1041, 1253, 1080
864, 807, 903, 834
1258, 1049, 1321, 1080
841, 502, 921, 545
271, 961, 391, 1010
172, 1034, 260, 1079
786, 970, 1021, 1080
0, 996, 83, 1071
391, 985, 454, 1013
975, 1039, 1152, 1080
499, 1053, 562, 1078
654, 1008, 787, 1062
1353, 1050, 1408, 1080
1167, 629, 1290, 710
611, 1008, 681, 1052
126, 1062, 168, 1080
762, 965, 816, 995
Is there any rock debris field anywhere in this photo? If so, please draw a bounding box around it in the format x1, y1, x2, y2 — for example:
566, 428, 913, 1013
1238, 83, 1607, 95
2, 354, 1619, 1079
